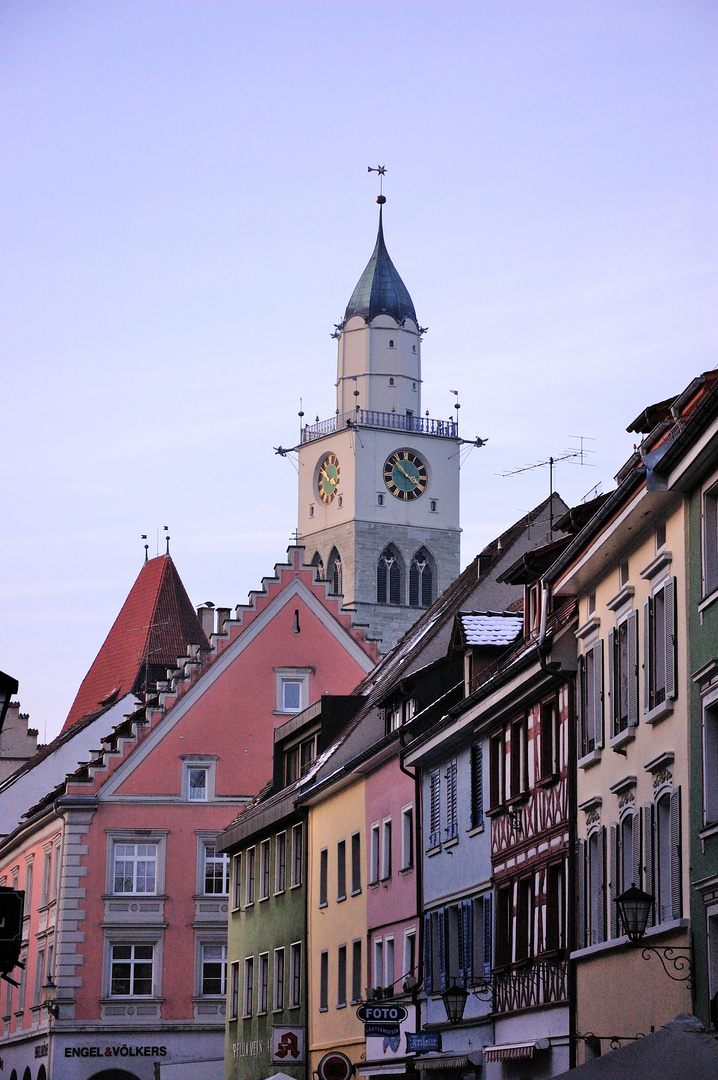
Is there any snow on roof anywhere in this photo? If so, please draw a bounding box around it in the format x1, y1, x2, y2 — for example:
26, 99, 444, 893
459, 611, 524, 647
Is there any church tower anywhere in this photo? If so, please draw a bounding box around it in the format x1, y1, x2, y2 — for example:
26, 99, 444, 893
296, 196, 461, 652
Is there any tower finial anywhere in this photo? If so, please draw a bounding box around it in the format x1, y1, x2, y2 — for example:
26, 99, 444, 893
368, 164, 387, 202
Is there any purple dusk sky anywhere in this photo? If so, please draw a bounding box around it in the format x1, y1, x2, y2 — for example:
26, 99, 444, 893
1, 1, 716, 739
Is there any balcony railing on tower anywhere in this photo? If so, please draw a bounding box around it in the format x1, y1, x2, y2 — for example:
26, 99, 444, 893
299, 409, 458, 445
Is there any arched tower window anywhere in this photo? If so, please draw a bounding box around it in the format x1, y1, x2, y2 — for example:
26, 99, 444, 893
311, 552, 324, 579
377, 545, 403, 605
409, 547, 434, 608
327, 547, 342, 596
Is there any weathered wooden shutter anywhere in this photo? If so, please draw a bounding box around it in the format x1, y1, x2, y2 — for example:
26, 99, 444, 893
665, 578, 677, 701
643, 597, 652, 712
446, 759, 458, 839
438, 908, 447, 991
594, 641, 604, 748
577, 839, 586, 949
483, 892, 492, 979
609, 823, 619, 938
628, 611, 639, 726
643, 803, 654, 927
597, 827, 606, 942
670, 787, 682, 919
607, 628, 616, 738
461, 900, 473, 982
471, 744, 483, 828
632, 810, 642, 889
429, 770, 441, 847
577, 654, 585, 755
424, 912, 433, 993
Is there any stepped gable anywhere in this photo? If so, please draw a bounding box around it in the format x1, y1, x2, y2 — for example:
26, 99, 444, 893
63, 555, 210, 732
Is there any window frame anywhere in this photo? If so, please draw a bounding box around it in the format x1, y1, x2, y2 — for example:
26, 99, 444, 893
108, 833, 166, 896
369, 822, 380, 885
351, 832, 361, 895
702, 477, 718, 599
182, 757, 217, 802
243, 956, 254, 1018
273, 947, 285, 1012
401, 805, 414, 871
290, 823, 303, 888
200, 837, 230, 896
275, 831, 287, 894
258, 952, 269, 1015
245, 847, 256, 906
289, 941, 302, 1009
259, 838, 271, 901
200, 941, 228, 998
275, 668, 312, 715
337, 839, 347, 901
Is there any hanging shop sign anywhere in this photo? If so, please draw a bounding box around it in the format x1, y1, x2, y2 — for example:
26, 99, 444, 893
406, 1033, 442, 1054
356, 1003, 408, 1024
317, 1051, 354, 1080
272, 1027, 305, 1064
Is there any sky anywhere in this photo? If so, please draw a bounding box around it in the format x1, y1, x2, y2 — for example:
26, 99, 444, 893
1, 1, 716, 742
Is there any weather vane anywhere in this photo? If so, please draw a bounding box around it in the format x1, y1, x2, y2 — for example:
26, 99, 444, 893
368, 165, 387, 199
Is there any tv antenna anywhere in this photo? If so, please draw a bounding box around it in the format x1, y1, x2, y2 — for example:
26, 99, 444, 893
500, 437, 595, 531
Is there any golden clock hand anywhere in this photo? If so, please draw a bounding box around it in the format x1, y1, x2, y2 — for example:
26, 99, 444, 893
395, 462, 418, 484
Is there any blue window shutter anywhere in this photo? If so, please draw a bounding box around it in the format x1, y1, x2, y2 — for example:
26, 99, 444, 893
471, 745, 483, 829
423, 912, 433, 994
483, 893, 492, 980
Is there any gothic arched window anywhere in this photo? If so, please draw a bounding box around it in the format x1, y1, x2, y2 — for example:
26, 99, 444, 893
409, 547, 434, 608
377, 545, 403, 605
327, 547, 342, 596
311, 552, 324, 579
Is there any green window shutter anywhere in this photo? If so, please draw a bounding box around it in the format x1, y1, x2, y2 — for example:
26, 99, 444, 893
670, 787, 682, 919
643, 803, 654, 927
665, 578, 677, 701
609, 823, 619, 939
594, 641, 604, 748
628, 611, 639, 726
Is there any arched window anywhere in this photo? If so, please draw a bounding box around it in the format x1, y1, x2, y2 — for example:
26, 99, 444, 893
311, 552, 324, 579
37, 1068, 47, 1080
327, 547, 342, 596
377, 545, 402, 605
409, 548, 434, 608
656, 793, 672, 923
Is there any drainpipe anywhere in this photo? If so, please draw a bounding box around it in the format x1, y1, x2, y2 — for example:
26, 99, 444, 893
399, 733, 424, 1029
538, 580, 577, 1069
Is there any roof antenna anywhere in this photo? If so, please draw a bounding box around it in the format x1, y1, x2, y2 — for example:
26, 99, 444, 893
141, 534, 149, 563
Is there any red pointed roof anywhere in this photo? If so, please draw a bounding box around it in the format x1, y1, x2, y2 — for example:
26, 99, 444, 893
63, 555, 210, 731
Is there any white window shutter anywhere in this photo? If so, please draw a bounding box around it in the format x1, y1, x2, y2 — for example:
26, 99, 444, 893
665, 578, 677, 701
594, 641, 604, 748
643, 803, 654, 927
670, 787, 682, 919
628, 611, 639, 726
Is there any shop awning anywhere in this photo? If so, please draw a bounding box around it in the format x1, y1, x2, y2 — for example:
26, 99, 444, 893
414, 1056, 468, 1070
484, 1040, 549, 1062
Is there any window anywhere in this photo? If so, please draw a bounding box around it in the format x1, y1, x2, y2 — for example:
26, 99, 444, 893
374, 938, 384, 989
445, 759, 458, 839
113, 843, 157, 895
311, 551, 323, 576
401, 806, 414, 871
644, 579, 677, 713
337, 945, 347, 1006
703, 481, 718, 596
389, 339, 394, 348
510, 718, 528, 798
609, 612, 639, 737
387, 698, 416, 732
110, 944, 153, 996
369, 823, 380, 884
327, 547, 342, 596
378, 493, 384, 506
587, 830, 605, 945
273, 948, 285, 1011
654, 792, 682, 924
656, 521, 667, 551
409, 548, 433, 608
352, 940, 362, 1002
319, 849, 328, 907
232, 853, 242, 910
489, 732, 505, 809
404, 929, 416, 981
496, 886, 512, 967
587, 591, 596, 617
201, 944, 227, 996
337, 840, 346, 900
430, 499, 437, 512
381, 819, 392, 880
230, 962, 239, 1019
429, 769, 441, 847
41, 848, 52, 907
619, 560, 629, 588
377, 545, 402, 605
515, 877, 533, 961
245, 848, 256, 906
291, 824, 303, 887
704, 699, 718, 825
540, 699, 559, 779
385, 937, 395, 995
545, 863, 564, 952
204, 842, 230, 895
289, 942, 301, 1008
259, 839, 271, 900
275, 832, 287, 893
470, 744, 483, 828
34, 949, 45, 1007
258, 953, 268, 1013
284, 731, 319, 784
276, 669, 311, 715
319, 951, 328, 1010
351, 832, 361, 894
579, 642, 604, 756
243, 957, 254, 1017
187, 766, 208, 801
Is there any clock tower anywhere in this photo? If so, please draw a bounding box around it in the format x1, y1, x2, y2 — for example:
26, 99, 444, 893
296, 197, 461, 652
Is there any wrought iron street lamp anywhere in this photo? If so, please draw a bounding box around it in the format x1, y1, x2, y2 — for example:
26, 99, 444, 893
441, 979, 469, 1024
42, 975, 60, 1019
614, 885, 692, 985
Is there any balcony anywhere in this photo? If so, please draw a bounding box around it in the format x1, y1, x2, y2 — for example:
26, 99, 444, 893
493, 956, 568, 1014
299, 409, 458, 445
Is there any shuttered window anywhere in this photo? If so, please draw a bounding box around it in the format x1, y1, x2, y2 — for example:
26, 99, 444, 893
429, 770, 441, 848
579, 642, 604, 756
470, 744, 483, 829
445, 759, 458, 840
644, 578, 677, 713
609, 611, 639, 737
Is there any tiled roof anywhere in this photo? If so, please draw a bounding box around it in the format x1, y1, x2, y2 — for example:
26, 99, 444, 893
62, 555, 209, 731
459, 612, 524, 647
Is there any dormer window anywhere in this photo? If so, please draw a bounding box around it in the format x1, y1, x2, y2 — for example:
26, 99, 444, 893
284, 728, 320, 785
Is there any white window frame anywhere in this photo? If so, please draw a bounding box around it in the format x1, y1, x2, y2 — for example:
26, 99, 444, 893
384, 935, 395, 995
703, 687, 718, 826
702, 476, 718, 600
259, 839, 271, 901
289, 941, 302, 1009
258, 952, 269, 1014
229, 961, 240, 1019
381, 818, 392, 880
245, 847, 256, 906
403, 928, 416, 982
232, 853, 242, 911
373, 937, 384, 990
103, 927, 163, 1000
198, 835, 230, 896
369, 822, 380, 885
243, 956, 254, 1017
275, 831, 287, 894
291, 823, 303, 888
273, 947, 285, 1012
199, 940, 228, 998
401, 805, 414, 871
181, 757, 218, 802
107, 832, 167, 896
274, 668, 312, 714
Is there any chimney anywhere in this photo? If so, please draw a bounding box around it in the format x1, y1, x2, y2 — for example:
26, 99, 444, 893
197, 603, 215, 639
215, 608, 231, 634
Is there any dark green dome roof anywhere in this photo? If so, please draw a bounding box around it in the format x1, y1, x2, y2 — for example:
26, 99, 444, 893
344, 207, 417, 325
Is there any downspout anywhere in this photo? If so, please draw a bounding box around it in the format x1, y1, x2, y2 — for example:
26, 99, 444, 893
399, 732, 424, 1028
538, 581, 577, 1069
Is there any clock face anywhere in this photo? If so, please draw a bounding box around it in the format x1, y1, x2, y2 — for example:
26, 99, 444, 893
384, 450, 428, 500
317, 453, 341, 504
